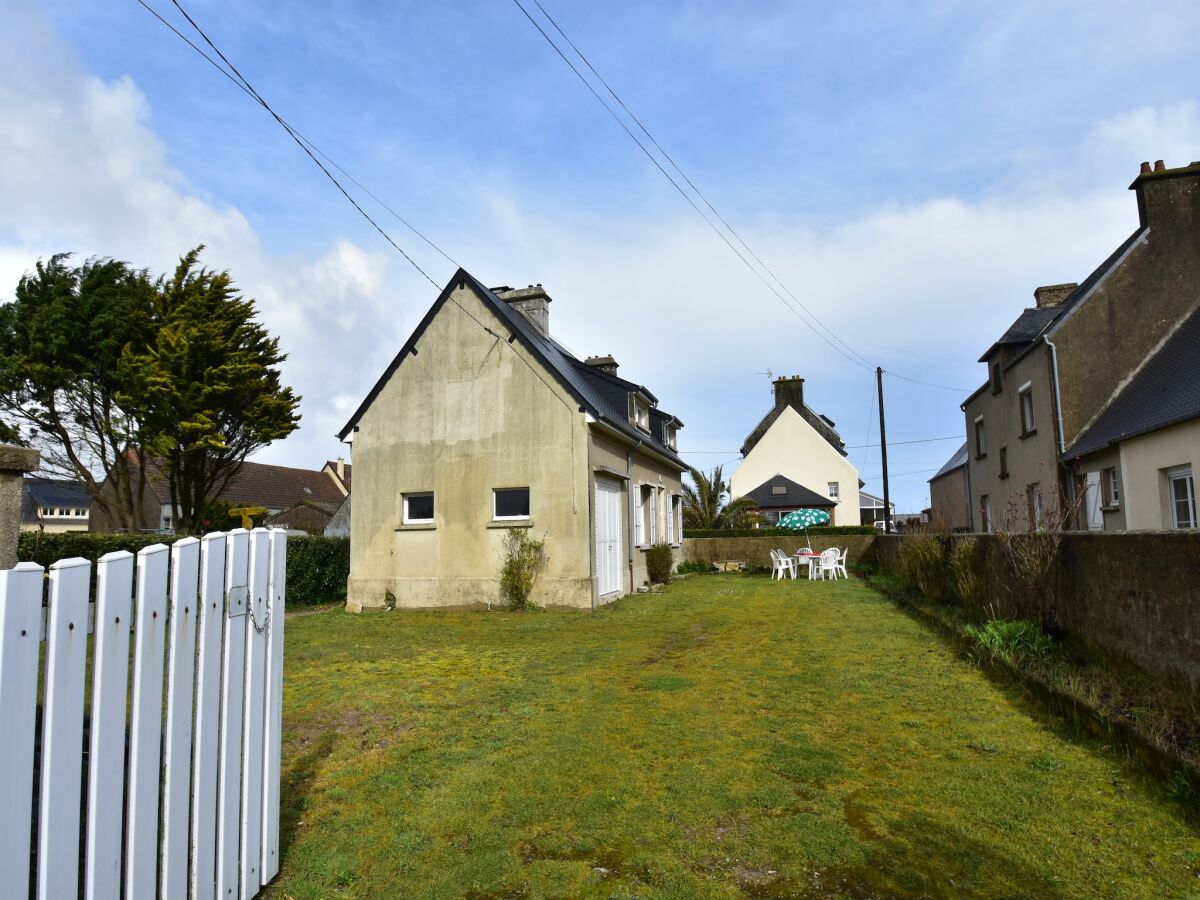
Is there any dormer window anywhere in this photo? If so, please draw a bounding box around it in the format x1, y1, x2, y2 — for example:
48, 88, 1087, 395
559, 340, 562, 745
632, 397, 650, 432
664, 423, 677, 450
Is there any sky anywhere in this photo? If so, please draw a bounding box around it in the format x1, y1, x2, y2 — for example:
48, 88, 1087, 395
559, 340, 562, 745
3, 0, 1199, 512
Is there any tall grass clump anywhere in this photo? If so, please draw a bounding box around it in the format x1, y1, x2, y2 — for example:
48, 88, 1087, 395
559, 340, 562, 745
896, 530, 951, 603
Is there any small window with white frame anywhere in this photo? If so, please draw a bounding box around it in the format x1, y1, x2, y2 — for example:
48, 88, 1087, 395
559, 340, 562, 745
664, 423, 677, 450
1167, 466, 1195, 529
493, 487, 530, 520
1019, 382, 1036, 435
402, 491, 435, 525
631, 395, 650, 432
827, 481, 840, 499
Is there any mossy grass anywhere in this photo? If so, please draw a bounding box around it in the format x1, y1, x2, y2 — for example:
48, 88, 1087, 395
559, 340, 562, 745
270, 576, 1199, 897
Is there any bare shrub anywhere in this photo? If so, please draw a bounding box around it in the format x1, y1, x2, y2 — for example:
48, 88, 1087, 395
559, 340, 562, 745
948, 538, 984, 610
993, 488, 1081, 631
500, 528, 548, 611
896, 528, 951, 603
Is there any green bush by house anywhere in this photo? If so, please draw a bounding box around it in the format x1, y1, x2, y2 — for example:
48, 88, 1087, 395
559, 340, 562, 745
17, 531, 348, 607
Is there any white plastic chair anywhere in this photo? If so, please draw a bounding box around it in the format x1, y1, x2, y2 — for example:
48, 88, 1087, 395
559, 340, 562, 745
835, 547, 848, 579
794, 547, 813, 578
770, 549, 796, 580
816, 548, 840, 580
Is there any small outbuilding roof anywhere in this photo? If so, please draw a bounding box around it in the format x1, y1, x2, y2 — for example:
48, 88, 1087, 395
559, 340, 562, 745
742, 474, 837, 510
929, 441, 970, 481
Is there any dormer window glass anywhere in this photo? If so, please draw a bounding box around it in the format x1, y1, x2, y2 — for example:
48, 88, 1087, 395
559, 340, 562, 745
664, 423, 676, 449
633, 397, 650, 432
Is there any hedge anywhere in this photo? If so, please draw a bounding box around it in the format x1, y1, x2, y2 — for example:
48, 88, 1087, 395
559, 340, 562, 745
16, 531, 349, 608
683, 526, 879, 538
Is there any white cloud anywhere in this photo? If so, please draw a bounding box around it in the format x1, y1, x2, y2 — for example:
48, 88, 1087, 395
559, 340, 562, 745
3, 4, 1197, 510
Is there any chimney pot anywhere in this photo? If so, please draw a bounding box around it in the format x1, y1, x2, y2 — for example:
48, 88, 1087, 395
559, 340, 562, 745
1140, 161, 1152, 175
1033, 283, 1078, 309
336, 456, 345, 479
493, 283, 552, 337
1154, 159, 1166, 172
584, 355, 619, 376
772, 375, 805, 412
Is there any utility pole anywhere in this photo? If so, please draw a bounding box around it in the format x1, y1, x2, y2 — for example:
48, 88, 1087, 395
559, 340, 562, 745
876, 367, 892, 533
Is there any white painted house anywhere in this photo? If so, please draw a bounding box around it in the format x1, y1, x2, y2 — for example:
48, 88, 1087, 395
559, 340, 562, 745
730, 376, 862, 526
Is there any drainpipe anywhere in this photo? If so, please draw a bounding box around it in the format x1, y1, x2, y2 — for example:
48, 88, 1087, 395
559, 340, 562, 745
959, 397, 974, 532
627, 441, 641, 593
1042, 335, 1076, 524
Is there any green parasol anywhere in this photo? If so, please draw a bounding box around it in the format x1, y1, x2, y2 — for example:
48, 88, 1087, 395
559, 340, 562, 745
778, 508, 832, 530
778, 508, 832, 546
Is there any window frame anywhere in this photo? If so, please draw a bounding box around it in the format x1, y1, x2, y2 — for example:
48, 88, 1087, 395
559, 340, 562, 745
492, 487, 531, 521
999, 446, 1009, 479
827, 481, 840, 499
1102, 467, 1120, 509
1018, 382, 1036, 437
402, 491, 436, 525
980, 494, 992, 533
1167, 467, 1196, 529
991, 363, 1003, 394
974, 416, 987, 459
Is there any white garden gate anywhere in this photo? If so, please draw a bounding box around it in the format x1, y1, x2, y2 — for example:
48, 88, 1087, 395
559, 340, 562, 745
0, 527, 286, 899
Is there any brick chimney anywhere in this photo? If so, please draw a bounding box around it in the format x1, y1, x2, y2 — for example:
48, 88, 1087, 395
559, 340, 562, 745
584, 355, 619, 376
773, 375, 805, 411
492, 284, 552, 337
1033, 283, 1078, 309
1130, 159, 1200, 229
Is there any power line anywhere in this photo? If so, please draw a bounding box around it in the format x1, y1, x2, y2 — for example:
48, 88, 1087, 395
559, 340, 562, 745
845, 434, 963, 449
514, 1, 975, 392
508, 0, 873, 373
142, 0, 445, 288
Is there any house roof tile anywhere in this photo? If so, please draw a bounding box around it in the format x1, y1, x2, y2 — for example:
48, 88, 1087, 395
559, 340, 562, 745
742, 474, 837, 510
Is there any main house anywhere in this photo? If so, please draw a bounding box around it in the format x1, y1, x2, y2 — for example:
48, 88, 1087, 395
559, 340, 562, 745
730, 376, 861, 525
337, 271, 687, 610
962, 160, 1200, 532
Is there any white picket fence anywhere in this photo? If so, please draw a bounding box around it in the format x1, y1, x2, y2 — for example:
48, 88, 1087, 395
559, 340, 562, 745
0, 527, 286, 900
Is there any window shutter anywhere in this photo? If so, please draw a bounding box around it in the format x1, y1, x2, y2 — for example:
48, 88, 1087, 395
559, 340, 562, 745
666, 495, 675, 544
634, 484, 643, 546
649, 489, 657, 544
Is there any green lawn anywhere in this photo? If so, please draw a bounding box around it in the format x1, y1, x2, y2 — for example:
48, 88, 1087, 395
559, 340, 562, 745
269, 576, 1199, 899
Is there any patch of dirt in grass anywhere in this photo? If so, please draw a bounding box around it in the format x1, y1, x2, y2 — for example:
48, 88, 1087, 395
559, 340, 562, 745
640, 623, 709, 665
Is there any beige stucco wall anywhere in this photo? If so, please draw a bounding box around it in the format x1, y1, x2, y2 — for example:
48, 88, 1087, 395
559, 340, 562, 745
730, 406, 861, 525
1116, 419, 1200, 530
588, 428, 684, 593
347, 284, 594, 610
964, 344, 1062, 531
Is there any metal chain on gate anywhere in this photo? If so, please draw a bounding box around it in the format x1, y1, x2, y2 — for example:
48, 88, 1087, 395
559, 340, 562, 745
248, 592, 271, 636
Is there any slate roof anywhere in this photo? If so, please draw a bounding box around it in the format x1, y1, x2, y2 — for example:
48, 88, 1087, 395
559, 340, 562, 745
1064, 307, 1200, 460
338, 269, 686, 470
929, 441, 970, 481
742, 474, 836, 510
125, 452, 345, 510
740, 402, 846, 459
21, 478, 92, 522
324, 460, 352, 492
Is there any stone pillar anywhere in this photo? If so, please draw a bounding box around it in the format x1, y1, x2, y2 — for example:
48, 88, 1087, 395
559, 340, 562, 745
0, 444, 40, 570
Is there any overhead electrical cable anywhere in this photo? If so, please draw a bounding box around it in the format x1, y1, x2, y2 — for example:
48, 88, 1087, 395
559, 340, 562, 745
515, 0, 973, 392
140, 0, 445, 287
508, 0, 874, 373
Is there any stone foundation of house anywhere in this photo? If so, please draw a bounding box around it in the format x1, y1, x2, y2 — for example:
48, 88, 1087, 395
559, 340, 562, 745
346, 575, 596, 612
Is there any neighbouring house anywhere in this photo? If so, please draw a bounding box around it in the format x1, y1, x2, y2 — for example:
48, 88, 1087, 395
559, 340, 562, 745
264, 499, 342, 535
730, 376, 861, 525
89, 451, 348, 532
962, 160, 1200, 532
1062, 306, 1199, 530
337, 271, 687, 610
322, 457, 352, 496
927, 441, 971, 531
743, 474, 837, 526
20, 478, 91, 532
858, 490, 896, 528
324, 494, 351, 538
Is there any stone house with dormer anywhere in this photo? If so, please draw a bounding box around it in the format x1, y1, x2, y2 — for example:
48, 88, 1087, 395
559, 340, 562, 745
337, 270, 687, 610
962, 160, 1200, 532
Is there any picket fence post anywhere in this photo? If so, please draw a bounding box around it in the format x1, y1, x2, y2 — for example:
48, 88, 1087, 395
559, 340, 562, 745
0, 528, 287, 900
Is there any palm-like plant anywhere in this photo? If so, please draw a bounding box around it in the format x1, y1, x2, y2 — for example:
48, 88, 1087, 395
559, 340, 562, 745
682, 465, 759, 529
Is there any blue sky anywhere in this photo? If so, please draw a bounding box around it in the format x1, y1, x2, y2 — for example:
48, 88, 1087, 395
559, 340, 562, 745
3, 1, 1200, 510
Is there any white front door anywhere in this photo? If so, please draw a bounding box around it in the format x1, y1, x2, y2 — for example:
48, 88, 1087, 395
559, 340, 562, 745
594, 477, 623, 597
1084, 471, 1103, 530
